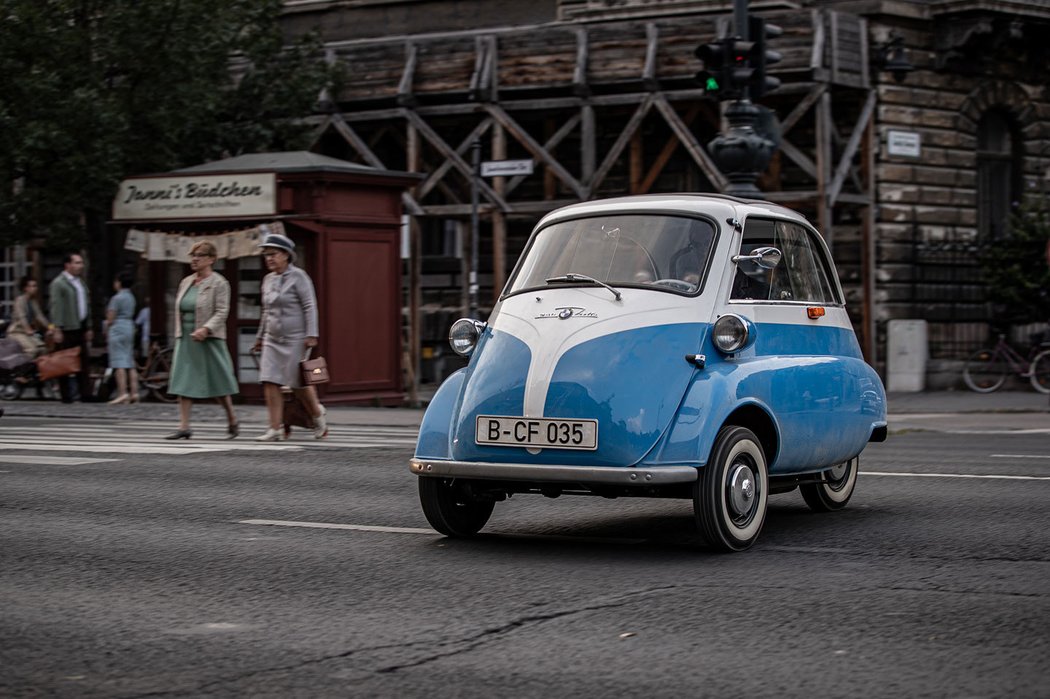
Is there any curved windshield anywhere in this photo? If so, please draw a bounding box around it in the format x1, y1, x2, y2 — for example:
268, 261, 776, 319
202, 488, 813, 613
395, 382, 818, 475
507, 214, 716, 295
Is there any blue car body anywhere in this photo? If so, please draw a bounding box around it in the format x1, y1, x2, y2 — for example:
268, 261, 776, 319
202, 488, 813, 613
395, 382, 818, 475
411, 194, 887, 547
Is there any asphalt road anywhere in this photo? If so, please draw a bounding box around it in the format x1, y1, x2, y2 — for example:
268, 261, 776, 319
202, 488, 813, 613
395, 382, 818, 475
1, 417, 1048, 698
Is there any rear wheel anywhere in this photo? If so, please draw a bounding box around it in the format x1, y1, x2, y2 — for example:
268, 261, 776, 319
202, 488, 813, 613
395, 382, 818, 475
143, 348, 175, 403
962, 348, 1008, 393
1028, 349, 1050, 394
418, 477, 495, 537
800, 457, 858, 512
694, 426, 768, 552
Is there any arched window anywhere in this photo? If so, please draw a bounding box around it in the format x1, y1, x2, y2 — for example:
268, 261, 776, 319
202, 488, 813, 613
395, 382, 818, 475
976, 109, 1021, 240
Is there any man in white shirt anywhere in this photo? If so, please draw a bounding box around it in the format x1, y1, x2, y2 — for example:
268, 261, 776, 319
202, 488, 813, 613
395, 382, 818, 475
48, 252, 94, 402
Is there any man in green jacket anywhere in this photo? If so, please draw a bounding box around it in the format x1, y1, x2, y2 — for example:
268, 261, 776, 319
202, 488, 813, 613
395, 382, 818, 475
48, 252, 94, 402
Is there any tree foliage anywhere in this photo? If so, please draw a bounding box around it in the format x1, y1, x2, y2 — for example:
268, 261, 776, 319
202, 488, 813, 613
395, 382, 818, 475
979, 199, 1050, 325
0, 0, 339, 247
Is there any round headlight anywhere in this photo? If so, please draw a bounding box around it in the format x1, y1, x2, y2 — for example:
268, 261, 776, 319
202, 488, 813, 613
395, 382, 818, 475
713, 314, 748, 353
449, 318, 483, 357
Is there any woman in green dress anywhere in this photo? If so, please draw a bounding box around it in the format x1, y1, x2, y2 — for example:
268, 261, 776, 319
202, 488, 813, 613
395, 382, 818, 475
165, 240, 240, 440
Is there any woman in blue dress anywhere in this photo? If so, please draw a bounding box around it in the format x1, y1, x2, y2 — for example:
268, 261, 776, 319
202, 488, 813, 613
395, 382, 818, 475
104, 272, 138, 404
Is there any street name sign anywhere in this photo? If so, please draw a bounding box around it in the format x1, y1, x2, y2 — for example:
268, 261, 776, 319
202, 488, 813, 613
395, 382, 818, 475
480, 159, 534, 177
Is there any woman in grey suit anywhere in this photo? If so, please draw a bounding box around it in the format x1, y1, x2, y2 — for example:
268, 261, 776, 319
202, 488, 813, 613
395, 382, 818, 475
165, 240, 240, 440
252, 233, 327, 441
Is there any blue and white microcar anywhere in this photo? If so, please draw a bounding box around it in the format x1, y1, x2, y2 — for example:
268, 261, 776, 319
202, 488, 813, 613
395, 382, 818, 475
410, 194, 887, 551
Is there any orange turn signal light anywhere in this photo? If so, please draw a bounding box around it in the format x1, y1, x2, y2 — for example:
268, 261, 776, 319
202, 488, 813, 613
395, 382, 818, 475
807, 307, 825, 319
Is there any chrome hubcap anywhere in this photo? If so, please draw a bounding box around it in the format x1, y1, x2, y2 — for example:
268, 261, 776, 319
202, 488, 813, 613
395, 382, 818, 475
826, 460, 852, 490
727, 462, 756, 518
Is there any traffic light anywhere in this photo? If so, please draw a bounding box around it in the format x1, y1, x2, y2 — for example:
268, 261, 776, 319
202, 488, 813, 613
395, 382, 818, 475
695, 40, 728, 97
748, 16, 782, 99
725, 37, 756, 92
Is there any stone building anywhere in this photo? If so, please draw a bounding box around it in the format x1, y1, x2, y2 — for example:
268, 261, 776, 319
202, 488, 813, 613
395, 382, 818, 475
280, 0, 1050, 388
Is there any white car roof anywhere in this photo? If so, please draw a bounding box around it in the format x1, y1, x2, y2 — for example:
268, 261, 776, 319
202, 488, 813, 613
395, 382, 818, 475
537, 193, 813, 230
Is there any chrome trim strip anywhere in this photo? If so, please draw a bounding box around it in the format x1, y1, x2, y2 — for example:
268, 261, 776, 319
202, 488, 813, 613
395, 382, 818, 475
409, 458, 698, 485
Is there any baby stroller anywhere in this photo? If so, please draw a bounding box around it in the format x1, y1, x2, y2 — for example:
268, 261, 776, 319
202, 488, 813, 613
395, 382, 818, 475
0, 336, 48, 401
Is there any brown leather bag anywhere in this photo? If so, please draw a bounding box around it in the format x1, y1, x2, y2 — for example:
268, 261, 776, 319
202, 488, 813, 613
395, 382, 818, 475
36, 346, 82, 381
300, 350, 329, 386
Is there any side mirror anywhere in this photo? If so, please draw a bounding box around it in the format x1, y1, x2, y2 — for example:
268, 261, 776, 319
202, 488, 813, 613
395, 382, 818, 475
732, 246, 782, 270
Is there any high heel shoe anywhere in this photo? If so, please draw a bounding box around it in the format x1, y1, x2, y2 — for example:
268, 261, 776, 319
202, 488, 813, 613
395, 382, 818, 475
227, 422, 239, 440
107, 394, 131, 405
164, 429, 192, 440
254, 427, 283, 442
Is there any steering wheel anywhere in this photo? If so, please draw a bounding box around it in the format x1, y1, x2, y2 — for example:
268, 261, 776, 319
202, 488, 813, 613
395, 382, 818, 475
650, 278, 696, 292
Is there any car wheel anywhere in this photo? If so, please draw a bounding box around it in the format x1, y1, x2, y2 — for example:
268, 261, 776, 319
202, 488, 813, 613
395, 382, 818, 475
418, 477, 495, 537
694, 426, 768, 552
800, 456, 858, 512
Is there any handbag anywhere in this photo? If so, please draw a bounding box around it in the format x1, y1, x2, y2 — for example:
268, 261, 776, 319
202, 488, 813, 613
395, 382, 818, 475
35, 346, 82, 381
300, 349, 330, 386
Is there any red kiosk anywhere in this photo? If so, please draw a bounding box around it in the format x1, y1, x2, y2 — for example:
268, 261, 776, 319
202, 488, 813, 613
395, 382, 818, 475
111, 152, 420, 405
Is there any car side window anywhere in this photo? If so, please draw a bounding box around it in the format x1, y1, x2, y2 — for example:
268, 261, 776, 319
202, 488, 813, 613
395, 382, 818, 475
731, 219, 838, 304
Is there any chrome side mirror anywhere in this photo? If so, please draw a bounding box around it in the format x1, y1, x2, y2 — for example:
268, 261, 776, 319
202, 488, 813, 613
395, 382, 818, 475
732, 246, 782, 270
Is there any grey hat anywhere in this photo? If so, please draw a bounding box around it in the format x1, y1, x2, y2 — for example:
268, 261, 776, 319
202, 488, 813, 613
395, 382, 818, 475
260, 233, 296, 262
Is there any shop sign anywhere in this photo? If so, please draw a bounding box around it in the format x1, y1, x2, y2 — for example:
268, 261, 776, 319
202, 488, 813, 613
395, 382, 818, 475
112, 173, 276, 220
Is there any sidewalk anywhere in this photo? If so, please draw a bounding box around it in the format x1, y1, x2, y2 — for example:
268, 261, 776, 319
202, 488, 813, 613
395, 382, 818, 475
1, 388, 1046, 433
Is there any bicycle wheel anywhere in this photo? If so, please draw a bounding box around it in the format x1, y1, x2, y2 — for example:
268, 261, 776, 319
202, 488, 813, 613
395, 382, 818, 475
143, 348, 176, 403
963, 348, 1008, 393
1029, 349, 1050, 394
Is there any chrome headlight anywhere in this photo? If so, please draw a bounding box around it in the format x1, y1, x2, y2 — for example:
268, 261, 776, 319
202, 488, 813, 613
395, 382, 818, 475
449, 318, 485, 357
712, 314, 749, 354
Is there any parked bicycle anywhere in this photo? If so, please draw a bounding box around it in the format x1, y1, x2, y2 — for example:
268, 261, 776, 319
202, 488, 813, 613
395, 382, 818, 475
962, 332, 1050, 394
138, 341, 175, 403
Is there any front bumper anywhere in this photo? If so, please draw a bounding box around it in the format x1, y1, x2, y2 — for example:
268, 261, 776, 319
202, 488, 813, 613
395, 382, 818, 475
409, 458, 698, 485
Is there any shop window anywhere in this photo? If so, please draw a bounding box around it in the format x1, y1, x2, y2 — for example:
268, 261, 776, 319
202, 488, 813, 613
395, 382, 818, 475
977, 109, 1021, 241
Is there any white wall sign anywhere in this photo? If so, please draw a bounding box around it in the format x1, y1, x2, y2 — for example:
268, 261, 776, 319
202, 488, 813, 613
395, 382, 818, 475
480, 159, 534, 177
886, 130, 921, 158
112, 173, 277, 220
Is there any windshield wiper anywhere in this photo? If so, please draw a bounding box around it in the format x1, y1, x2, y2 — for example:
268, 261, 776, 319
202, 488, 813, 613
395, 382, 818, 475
545, 273, 622, 301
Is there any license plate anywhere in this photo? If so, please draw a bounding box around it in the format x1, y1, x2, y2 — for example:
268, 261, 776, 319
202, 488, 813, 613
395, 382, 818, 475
476, 415, 598, 450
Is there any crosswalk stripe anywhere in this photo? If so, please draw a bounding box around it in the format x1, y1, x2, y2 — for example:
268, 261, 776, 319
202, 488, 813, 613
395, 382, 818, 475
0, 417, 419, 455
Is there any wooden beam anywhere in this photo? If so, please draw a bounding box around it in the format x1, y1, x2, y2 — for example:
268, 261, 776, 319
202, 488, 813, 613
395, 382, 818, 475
778, 138, 818, 180
484, 104, 586, 199
397, 42, 418, 107
573, 28, 589, 97
652, 95, 728, 191
492, 122, 507, 302
815, 91, 833, 247
780, 84, 826, 137
581, 104, 595, 184
406, 122, 421, 407
506, 112, 581, 196
329, 114, 423, 215
638, 104, 699, 194
403, 110, 511, 212
861, 111, 877, 365
307, 114, 333, 149
811, 9, 825, 71
642, 23, 659, 91
828, 90, 876, 206
630, 131, 643, 194
590, 94, 654, 195
418, 118, 493, 199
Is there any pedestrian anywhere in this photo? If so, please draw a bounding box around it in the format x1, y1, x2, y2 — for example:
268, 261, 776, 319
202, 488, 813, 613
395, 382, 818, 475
134, 299, 151, 361
104, 272, 139, 405
165, 240, 240, 440
8, 276, 52, 359
252, 233, 327, 441
48, 252, 93, 403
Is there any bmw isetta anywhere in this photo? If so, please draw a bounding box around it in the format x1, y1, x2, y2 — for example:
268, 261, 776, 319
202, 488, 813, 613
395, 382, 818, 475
410, 194, 887, 551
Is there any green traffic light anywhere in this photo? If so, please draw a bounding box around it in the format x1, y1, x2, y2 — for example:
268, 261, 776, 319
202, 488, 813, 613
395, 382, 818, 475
705, 77, 720, 91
